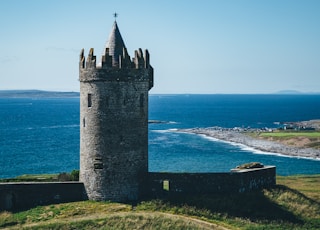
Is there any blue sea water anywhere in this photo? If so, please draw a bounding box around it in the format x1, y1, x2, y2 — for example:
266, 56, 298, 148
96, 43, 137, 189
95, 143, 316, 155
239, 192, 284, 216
0, 94, 320, 178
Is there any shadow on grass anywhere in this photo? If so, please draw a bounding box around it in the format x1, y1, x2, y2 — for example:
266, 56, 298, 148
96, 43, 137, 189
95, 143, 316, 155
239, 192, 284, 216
141, 185, 306, 225
275, 184, 320, 206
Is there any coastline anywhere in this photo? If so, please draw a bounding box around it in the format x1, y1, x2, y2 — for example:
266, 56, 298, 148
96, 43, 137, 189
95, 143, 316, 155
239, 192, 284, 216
173, 127, 320, 160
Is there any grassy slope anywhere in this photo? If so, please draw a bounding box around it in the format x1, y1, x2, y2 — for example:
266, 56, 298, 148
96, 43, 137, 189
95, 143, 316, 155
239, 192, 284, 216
1, 175, 320, 229
0, 174, 59, 183
260, 132, 320, 138
277, 175, 320, 202
253, 131, 320, 149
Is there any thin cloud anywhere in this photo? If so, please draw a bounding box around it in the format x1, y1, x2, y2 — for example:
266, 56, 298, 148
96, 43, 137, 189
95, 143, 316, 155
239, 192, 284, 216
0, 56, 19, 63
45, 46, 79, 53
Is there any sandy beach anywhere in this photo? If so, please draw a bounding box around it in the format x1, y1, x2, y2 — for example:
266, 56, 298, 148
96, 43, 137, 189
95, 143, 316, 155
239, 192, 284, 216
174, 127, 320, 160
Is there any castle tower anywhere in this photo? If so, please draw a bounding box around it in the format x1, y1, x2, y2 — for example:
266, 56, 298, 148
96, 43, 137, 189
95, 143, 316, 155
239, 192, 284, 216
79, 20, 154, 202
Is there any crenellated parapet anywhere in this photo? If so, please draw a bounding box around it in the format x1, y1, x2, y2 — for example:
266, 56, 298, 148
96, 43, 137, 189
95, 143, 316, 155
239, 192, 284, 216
79, 47, 151, 70
79, 48, 97, 69
79, 47, 153, 89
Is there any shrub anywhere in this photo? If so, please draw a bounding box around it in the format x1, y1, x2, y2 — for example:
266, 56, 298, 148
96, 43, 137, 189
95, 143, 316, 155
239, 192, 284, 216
57, 172, 71, 181
57, 170, 79, 181
70, 170, 79, 181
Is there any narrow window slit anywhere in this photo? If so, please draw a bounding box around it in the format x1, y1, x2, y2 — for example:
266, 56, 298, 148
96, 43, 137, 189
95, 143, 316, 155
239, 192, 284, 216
140, 93, 144, 107
88, 94, 92, 107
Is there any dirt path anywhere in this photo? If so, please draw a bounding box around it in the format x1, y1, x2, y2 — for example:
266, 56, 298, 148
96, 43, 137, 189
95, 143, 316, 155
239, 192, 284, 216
7, 211, 230, 230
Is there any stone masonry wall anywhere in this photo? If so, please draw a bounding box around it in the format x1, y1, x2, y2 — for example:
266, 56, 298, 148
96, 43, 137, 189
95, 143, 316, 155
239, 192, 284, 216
79, 48, 153, 202
147, 166, 276, 197
0, 182, 86, 211
0, 167, 276, 211
80, 80, 149, 201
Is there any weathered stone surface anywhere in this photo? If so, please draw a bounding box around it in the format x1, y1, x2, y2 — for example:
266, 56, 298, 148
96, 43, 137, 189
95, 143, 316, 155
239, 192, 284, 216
147, 166, 276, 197
0, 182, 86, 211
0, 166, 276, 211
79, 22, 153, 201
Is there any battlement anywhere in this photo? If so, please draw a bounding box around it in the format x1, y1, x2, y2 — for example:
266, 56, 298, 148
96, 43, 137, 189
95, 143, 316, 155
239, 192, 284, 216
79, 48, 153, 90
79, 47, 151, 70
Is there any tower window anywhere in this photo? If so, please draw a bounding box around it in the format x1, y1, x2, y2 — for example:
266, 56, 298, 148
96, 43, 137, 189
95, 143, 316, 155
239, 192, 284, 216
88, 94, 92, 107
83, 118, 86, 127
106, 96, 109, 107
140, 93, 144, 107
94, 157, 103, 169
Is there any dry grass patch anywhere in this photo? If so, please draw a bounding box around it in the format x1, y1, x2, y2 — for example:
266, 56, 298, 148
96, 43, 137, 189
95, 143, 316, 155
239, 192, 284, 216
277, 175, 320, 202
256, 131, 320, 148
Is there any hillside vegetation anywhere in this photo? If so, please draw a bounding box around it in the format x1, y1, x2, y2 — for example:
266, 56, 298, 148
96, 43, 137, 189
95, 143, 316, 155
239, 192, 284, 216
0, 170, 79, 183
256, 131, 320, 149
1, 175, 319, 229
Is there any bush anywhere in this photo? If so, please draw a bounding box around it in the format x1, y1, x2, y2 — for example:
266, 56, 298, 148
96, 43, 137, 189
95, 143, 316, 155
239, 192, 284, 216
57, 172, 71, 181
70, 170, 79, 181
57, 170, 79, 181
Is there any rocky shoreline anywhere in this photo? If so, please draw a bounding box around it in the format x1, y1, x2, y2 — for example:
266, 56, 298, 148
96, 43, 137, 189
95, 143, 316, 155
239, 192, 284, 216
174, 127, 320, 160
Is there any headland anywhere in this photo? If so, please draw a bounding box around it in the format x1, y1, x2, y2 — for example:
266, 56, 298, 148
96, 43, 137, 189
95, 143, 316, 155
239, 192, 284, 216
0, 90, 80, 98
173, 121, 320, 160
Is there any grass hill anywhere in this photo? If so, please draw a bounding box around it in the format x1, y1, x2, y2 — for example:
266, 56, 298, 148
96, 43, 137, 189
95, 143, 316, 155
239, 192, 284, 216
1, 175, 319, 229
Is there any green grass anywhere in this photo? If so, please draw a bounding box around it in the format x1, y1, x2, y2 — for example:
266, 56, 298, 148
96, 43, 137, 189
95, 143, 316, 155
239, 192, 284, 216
14, 213, 220, 230
1, 175, 320, 229
247, 131, 320, 148
0, 174, 58, 182
277, 174, 320, 201
0, 202, 219, 230
259, 131, 320, 138
0, 170, 79, 182
163, 180, 170, 191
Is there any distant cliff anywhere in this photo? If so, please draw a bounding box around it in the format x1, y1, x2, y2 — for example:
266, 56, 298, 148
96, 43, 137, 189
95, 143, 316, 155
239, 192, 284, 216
0, 90, 80, 98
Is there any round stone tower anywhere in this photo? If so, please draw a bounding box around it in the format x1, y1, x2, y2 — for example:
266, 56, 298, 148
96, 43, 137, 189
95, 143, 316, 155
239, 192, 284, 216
79, 21, 153, 202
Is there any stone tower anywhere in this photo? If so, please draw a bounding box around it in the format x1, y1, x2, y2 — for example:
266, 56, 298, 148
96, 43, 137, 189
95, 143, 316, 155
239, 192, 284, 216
79, 21, 153, 202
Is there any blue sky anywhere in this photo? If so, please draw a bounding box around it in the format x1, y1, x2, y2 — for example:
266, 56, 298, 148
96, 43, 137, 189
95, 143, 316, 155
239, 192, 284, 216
0, 0, 319, 94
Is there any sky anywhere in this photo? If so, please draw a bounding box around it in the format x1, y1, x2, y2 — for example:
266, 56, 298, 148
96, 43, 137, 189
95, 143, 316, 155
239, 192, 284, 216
0, 0, 319, 94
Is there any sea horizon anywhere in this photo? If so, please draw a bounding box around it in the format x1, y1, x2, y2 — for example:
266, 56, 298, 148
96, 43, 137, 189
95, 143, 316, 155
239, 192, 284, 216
1, 89, 320, 98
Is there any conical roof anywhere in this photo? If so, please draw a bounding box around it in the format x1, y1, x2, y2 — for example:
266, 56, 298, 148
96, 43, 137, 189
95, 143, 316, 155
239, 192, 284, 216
105, 21, 126, 67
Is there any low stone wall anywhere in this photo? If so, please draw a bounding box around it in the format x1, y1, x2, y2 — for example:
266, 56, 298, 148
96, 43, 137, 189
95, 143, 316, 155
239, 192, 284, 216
0, 182, 87, 211
147, 166, 276, 197
0, 167, 276, 211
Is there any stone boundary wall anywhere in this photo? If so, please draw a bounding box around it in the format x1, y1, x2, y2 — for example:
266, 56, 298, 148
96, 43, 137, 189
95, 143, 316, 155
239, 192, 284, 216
147, 166, 276, 197
0, 167, 275, 211
0, 182, 87, 211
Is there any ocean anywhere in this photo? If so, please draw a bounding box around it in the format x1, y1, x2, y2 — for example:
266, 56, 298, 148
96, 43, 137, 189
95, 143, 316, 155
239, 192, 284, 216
1, 94, 320, 178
